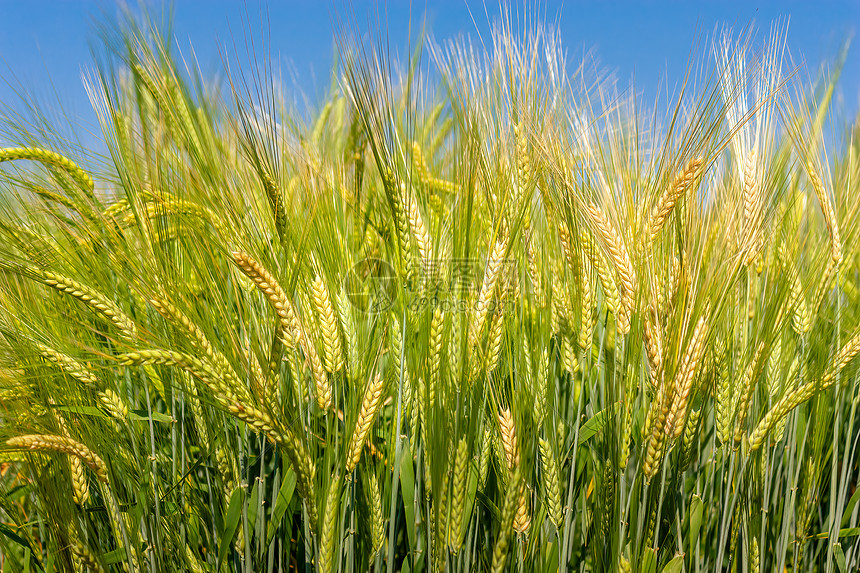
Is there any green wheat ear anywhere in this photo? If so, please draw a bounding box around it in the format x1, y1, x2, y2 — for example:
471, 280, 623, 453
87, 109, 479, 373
0, 147, 94, 193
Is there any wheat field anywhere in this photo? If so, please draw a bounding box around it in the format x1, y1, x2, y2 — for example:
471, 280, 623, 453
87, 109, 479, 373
0, 11, 859, 573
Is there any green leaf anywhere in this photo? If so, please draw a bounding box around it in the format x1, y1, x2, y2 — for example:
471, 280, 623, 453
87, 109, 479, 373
247, 479, 262, 536
129, 409, 174, 424
812, 527, 860, 540
103, 547, 125, 565
453, 463, 478, 549
50, 405, 107, 418
834, 542, 847, 573
841, 484, 860, 527
578, 402, 620, 445
218, 486, 245, 570
689, 495, 703, 550
661, 555, 684, 573
400, 440, 416, 550
266, 470, 296, 547
640, 548, 657, 573
0, 523, 29, 549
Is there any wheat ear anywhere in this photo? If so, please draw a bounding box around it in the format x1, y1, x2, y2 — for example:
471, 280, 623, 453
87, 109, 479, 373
539, 438, 563, 528
732, 342, 767, 445
806, 161, 842, 265
34, 269, 136, 340
6, 435, 107, 482
580, 231, 623, 328
317, 473, 341, 573
231, 252, 301, 347
0, 147, 94, 192
367, 470, 385, 555
232, 252, 331, 409
491, 467, 522, 573
312, 275, 344, 373
664, 314, 709, 439
741, 150, 763, 265
470, 234, 509, 347
647, 157, 704, 239
448, 437, 469, 552
750, 329, 860, 449
498, 408, 520, 471
401, 183, 434, 278
578, 253, 596, 349
583, 202, 636, 317
149, 297, 236, 380
71, 539, 106, 573
643, 307, 663, 389
35, 342, 98, 386
98, 389, 129, 421
346, 375, 385, 472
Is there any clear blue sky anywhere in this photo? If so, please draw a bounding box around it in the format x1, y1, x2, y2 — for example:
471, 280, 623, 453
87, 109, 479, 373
0, 1, 857, 147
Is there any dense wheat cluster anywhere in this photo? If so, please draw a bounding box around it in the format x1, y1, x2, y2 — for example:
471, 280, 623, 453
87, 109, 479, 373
1, 12, 860, 573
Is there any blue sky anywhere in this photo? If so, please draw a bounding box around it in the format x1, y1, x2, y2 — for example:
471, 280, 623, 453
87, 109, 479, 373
0, 1, 857, 146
